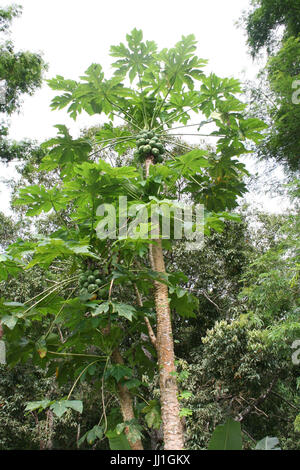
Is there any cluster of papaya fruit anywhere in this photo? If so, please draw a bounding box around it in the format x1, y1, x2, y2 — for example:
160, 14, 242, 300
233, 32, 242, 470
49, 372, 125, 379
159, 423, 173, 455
134, 130, 165, 163
78, 268, 103, 298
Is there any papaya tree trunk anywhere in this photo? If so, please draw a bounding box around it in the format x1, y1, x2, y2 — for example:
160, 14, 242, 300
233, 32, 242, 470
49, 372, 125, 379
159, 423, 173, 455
111, 349, 144, 450
145, 156, 184, 450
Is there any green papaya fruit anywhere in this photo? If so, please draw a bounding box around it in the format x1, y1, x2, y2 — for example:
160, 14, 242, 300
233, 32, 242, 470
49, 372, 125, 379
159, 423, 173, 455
140, 145, 148, 154
88, 284, 97, 293
150, 142, 160, 150
136, 139, 144, 147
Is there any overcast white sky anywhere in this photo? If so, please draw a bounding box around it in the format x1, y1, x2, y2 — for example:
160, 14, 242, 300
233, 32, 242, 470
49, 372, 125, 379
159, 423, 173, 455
0, 0, 289, 214
6, 0, 258, 141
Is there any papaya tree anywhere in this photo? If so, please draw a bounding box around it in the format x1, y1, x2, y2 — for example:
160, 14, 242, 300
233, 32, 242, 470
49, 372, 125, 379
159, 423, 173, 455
0, 29, 267, 450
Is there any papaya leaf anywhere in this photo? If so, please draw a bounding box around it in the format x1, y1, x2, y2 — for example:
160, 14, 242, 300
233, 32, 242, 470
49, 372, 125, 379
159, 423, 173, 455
24, 400, 52, 413
111, 302, 137, 321
106, 430, 131, 450
86, 425, 104, 445
1, 315, 18, 330
142, 400, 162, 430
50, 400, 83, 418
106, 364, 133, 382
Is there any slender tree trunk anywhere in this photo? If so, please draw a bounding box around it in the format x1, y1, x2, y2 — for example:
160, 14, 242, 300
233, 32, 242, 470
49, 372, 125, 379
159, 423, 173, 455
102, 282, 143, 449
0, 323, 6, 365
145, 156, 184, 450
45, 409, 54, 449
111, 349, 144, 450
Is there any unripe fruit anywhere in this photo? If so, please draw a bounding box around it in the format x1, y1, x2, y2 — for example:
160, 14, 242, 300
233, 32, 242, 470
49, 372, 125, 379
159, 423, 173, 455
137, 138, 147, 147
88, 284, 97, 293
140, 145, 148, 154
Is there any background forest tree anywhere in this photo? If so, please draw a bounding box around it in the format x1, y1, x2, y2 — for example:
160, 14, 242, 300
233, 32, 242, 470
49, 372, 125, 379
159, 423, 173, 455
242, 0, 300, 173
0, 4, 46, 162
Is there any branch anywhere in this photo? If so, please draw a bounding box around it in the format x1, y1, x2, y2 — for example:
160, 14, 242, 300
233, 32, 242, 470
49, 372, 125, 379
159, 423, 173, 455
103, 93, 141, 130
199, 290, 221, 311
108, 278, 114, 300
235, 377, 278, 422
242, 428, 256, 443
134, 283, 157, 350
270, 391, 299, 411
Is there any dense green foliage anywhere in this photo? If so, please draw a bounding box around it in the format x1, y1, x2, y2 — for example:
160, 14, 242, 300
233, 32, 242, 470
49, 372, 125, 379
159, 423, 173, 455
242, 0, 300, 172
0, 4, 46, 162
244, 0, 300, 57
1, 201, 299, 449
169, 203, 300, 450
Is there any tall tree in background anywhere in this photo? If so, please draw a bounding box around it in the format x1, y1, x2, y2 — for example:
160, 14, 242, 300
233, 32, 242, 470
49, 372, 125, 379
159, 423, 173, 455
0, 4, 46, 162
244, 0, 300, 57
242, 0, 300, 173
